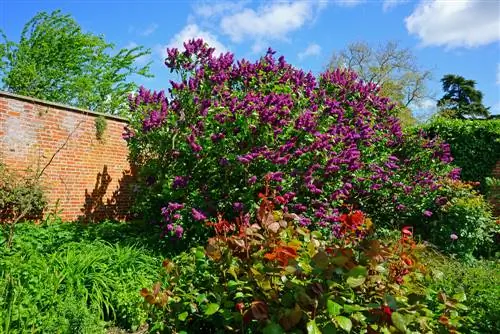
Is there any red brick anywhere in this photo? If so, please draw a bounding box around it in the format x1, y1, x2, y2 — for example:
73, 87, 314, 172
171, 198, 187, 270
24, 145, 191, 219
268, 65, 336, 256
1, 92, 133, 221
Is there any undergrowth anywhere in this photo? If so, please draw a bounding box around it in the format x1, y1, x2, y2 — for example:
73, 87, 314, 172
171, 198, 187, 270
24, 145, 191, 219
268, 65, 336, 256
0, 220, 163, 333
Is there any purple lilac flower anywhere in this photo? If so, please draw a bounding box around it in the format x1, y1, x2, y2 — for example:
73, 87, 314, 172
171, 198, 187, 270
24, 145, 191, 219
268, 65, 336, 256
233, 202, 244, 212
175, 225, 184, 238
248, 176, 257, 185
267, 172, 284, 182
448, 168, 461, 180
332, 224, 342, 238
219, 157, 229, 166
396, 204, 406, 211
293, 204, 307, 213
191, 208, 207, 221
168, 202, 184, 211
299, 217, 311, 226
173, 176, 188, 189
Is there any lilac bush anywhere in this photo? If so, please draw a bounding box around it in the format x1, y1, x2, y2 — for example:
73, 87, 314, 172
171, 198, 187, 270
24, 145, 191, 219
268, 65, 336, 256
126, 39, 458, 242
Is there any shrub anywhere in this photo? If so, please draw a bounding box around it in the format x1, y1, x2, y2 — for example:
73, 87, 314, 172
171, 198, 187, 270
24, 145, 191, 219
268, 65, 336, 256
0, 163, 46, 247
430, 180, 497, 258
126, 39, 458, 245
415, 117, 500, 191
142, 191, 467, 333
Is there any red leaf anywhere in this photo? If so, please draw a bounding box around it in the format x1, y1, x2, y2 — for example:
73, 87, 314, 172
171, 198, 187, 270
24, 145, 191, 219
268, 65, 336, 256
140, 288, 149, 297
402, 226, 413, 236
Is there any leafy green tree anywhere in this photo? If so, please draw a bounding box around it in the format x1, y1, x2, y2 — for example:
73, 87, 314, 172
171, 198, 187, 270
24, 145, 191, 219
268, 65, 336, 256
437, 74, 490, 119
328, 41, 432, 127
0, 10, 152, 115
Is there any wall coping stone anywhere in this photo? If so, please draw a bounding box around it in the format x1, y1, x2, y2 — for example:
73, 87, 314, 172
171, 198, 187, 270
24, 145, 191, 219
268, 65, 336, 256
0, 90, 129, 123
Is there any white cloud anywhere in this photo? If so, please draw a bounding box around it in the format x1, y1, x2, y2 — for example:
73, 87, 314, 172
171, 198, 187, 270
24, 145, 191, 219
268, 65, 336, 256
382, 0, 407, 12
298, 43, 322, 60
405, 0, 500, 48
193, 0, 249, 18
163, 24, 227, 58
219, 1, 316, 44
412, 97, 438, 121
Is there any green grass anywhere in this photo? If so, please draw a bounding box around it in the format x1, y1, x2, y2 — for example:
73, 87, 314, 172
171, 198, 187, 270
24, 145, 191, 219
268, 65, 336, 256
0, 220, 164, 333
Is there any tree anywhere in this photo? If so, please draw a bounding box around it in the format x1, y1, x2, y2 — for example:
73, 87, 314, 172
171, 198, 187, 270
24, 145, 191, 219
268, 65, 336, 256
328, 41, 432, 126
0, 10, 152, 115
436, 74, 490, 119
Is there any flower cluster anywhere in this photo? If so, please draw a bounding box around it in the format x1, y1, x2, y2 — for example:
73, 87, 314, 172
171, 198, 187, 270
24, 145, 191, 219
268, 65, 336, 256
127, 38, 457, 239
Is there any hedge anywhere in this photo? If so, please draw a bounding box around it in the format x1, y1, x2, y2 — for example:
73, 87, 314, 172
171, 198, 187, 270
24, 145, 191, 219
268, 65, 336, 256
414, 118, 500, 191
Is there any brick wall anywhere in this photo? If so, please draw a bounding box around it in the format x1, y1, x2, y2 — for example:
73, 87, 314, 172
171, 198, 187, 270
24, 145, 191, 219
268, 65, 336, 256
0, 91, 133, 221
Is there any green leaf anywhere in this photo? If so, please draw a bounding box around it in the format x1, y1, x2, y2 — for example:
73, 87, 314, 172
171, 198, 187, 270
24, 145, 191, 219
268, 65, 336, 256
196, 293, 207, 304
346, 276, 366, 288
343, 304, 365, 313
322, 323, 338, 334
327, 300, 342, 317
391, 312, 407, 332
347, 265, 368, 277
306, 319, 322, 334
195, 249, 205, 259
453, 290, 466, 303
178, 311, 188, 321
385, 294, 398, 310
335, 316, 352, 333
204, 303, 220, 315
346, 266, 367, 287
263, 322, 285, 334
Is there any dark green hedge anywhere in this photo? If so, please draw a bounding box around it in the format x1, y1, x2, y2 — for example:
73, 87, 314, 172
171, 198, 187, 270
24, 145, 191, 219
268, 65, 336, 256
413, 118, 500, 190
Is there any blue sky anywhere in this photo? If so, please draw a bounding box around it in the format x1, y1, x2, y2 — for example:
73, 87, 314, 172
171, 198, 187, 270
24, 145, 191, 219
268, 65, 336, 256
2, 0, 499, 117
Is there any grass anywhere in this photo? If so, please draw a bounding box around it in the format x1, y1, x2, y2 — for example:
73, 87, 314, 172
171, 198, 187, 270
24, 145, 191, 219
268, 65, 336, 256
0, 220, 164, 333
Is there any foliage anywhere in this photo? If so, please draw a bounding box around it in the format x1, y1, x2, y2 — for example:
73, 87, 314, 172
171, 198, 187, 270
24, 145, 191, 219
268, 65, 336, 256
142, 192, 467, 333
416, 117, 500, 191
95, 115, 108, 141
420, 249, 500, 333
126, 39, 458, 246
436, 74, 490, 119
328, 41, 432, 127
366, 127, 497, 257
0, 220, 163, 333
422, 180, 497, 258
0, 163, 46, 248
0, 10, 152, 115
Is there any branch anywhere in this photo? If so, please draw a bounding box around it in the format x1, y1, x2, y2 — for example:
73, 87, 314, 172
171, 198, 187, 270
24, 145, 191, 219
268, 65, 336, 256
36, 119, 84, 180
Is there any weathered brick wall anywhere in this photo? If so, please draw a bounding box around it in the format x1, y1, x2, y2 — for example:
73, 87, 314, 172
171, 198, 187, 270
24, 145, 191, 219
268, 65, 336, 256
0, 91, 133, 221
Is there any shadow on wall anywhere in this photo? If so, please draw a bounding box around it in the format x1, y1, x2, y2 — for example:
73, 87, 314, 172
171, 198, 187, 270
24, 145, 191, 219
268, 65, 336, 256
79, 165, 135, 222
